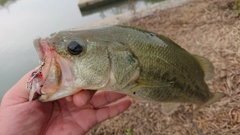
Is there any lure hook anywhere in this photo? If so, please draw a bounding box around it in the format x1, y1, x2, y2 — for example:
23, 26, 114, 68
26, 60, 45, 90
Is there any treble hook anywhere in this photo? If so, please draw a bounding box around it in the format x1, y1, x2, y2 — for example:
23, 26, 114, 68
26, 60, 45, 90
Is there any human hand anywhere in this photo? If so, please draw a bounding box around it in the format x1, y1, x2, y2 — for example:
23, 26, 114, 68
0, 71, 132, 135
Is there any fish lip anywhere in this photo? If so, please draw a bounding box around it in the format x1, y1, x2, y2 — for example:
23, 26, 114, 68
33, 37, 53, 95
33, 37, 51, 62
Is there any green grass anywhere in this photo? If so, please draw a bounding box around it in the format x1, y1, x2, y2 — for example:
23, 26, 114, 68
233, 0, 240, 17
125, 127, 133, 135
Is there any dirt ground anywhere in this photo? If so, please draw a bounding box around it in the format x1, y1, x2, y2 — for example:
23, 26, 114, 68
87, 0, 240, 134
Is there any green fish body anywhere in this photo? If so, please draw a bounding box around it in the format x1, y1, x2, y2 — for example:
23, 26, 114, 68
33, 25, 225, 114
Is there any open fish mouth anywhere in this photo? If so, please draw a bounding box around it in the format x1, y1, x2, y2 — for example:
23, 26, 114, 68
26, 38, 54, 101
28, 38, 76, 102
33, 38, 54, 87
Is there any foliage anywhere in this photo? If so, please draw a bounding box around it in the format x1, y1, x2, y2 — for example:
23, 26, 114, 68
233, 0, 240, 17
125, 127, 133, 135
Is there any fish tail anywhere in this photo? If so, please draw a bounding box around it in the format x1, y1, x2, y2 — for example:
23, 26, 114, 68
193, 92, 225, 115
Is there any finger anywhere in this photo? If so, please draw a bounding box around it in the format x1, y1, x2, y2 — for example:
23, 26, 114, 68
1, 70, 34, 107
90, 91, 127, 108
72, 90, 96, 107
95, 97, 132, 123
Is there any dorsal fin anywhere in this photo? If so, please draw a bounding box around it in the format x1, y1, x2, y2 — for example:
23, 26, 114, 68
193, 55, 214, 81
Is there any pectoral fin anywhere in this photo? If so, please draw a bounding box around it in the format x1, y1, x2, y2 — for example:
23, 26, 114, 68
161, 103, 180, 115
127, 95, 148, 102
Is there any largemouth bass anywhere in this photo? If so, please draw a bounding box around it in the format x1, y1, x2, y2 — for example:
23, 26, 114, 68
31, 25, 225, 114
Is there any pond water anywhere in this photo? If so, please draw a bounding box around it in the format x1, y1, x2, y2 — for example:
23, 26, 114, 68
0, 0, 162, 100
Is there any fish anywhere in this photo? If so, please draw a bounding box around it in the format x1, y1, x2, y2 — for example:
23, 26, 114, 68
31, 25, 225, 114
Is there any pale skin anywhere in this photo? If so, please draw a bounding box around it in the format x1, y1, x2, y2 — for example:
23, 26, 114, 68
0, 71, 132, 135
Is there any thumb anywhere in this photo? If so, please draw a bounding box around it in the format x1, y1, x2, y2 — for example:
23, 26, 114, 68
1, 70, 34, 107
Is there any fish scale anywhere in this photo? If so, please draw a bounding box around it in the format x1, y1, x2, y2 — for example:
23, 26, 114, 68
33, 25, 225, 114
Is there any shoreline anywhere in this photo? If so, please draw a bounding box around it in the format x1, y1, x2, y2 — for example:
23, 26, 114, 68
78, 0, 190, 28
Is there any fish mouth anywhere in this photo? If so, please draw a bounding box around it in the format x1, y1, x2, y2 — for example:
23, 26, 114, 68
33, 38, 75, 102
33, 38, 50, 64
33, 38, 55, 99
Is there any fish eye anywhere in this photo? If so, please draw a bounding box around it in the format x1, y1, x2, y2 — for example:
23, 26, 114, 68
67, 41, 84, 55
